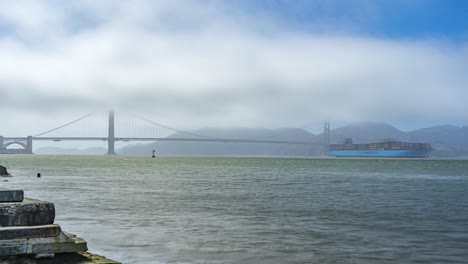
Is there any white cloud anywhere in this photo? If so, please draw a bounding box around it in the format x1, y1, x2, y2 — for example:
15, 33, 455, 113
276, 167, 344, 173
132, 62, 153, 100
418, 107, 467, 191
0, 0, 467, 136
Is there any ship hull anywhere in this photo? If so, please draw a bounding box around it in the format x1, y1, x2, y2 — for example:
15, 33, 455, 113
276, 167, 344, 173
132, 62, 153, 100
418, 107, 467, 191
329, 149, 431, 158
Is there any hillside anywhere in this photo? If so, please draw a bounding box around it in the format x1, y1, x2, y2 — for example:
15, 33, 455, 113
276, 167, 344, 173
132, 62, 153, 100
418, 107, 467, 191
119, 127, 321, 157
327, 122, 410, 143
409, 125, 468, 157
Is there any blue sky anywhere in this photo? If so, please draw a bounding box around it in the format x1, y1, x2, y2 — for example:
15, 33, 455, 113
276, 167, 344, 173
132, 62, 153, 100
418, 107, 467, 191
0, 0, 467, 137
235, 0, 468, 41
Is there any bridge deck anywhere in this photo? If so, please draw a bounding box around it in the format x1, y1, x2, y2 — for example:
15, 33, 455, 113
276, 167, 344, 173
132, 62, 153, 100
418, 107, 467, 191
3, 137, 321, 145
35, 137, 321, 145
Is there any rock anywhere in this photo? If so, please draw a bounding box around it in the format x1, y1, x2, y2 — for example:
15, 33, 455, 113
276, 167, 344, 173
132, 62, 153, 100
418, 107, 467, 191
0, 252, 121, 264
34, 253, 55, 259
0, 166, 8, 176
0, 189, 24, 203
0, 198, 55, 227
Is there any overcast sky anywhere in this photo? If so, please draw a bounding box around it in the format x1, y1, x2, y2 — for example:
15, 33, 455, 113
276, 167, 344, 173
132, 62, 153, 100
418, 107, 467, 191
0, 0, 467, 137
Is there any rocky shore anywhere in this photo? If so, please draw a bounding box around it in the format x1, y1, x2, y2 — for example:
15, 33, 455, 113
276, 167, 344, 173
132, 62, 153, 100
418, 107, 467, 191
0, 188, 120, 264
0, 166, 9, 176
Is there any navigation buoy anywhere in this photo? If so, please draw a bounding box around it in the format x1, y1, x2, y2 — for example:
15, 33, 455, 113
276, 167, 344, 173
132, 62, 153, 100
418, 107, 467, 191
152, 150, 156, 158
37, 173, 41, 178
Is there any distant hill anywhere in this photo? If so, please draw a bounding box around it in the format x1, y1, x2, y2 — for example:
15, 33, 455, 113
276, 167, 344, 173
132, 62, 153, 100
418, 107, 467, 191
119, 127, 321, 157
409, 125, 468, 157
327, 122, 410, 143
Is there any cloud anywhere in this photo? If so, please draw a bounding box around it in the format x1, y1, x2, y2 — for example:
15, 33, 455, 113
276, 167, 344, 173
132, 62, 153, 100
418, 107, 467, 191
0, 0, 467, 135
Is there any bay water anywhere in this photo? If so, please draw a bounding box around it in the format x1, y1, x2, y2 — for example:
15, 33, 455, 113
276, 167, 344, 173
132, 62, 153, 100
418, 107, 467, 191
1, 155, 467, 263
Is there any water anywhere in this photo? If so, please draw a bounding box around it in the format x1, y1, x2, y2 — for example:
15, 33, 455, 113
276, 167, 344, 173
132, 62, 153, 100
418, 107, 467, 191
1, 156, 467, 263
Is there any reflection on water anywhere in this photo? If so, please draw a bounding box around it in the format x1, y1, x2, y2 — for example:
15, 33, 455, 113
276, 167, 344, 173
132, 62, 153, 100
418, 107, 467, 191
2, 156, 468, 263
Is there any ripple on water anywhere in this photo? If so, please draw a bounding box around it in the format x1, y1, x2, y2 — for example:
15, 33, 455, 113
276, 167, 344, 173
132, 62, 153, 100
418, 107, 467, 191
1, 156, 467, 264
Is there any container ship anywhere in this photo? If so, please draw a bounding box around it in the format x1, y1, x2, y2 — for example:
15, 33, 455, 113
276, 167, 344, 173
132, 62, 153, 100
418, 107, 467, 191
329, 138, 432, 158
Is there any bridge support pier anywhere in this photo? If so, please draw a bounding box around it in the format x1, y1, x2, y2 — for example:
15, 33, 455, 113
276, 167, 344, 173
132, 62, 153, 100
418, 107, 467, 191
26, 136, 33, 154
107, 111, 116, 155
0, 136, 5, 154
0, 136, 33, 154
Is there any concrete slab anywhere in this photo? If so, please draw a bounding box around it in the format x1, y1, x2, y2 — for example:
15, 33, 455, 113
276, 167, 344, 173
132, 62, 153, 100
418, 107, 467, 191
0, 239, 28, 257
0, 189, 23, 203
0, 198, 55, 227
0, 232, 87, 257
28, 231, 88, 255
0, 225, 61, 240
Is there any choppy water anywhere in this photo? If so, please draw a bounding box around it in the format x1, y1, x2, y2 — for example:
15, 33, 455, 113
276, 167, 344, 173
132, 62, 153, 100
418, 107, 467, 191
1, 155, 467, 264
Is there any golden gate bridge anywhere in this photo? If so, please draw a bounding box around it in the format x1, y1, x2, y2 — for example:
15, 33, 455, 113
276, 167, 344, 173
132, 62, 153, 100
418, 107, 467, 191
0, 111, 329, 155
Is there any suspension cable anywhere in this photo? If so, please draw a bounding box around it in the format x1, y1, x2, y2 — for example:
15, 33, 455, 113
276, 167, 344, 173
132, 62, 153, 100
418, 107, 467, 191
32, 109, 319, 142
33, 112, 97, 137
130, 112, 224, 140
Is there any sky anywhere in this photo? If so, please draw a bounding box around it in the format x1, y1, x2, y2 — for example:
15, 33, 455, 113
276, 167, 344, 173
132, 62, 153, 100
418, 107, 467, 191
0, 0, 467, 138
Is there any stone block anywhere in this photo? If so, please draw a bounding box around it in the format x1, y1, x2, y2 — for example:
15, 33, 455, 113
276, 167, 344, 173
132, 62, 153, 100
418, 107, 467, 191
0, 232, 87, 257
0, 198, 55, 227
0, 224, 61, 240
0, 188, 24, 203
0, 239, 28, 257
28, 232, 88, 255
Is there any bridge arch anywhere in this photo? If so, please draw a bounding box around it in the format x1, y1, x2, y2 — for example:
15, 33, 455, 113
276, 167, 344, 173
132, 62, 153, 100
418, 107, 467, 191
3, 142, 28, 149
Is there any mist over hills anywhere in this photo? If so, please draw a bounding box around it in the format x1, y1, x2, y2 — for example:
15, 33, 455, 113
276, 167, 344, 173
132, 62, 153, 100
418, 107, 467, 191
328, 122, 410, 143
408, 125, 468, 157
119, 127, 320, 157
36, 123, 468, 157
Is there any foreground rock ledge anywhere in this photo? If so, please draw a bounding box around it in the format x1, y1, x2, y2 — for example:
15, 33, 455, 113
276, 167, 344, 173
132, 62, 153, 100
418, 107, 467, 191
0, 189, 120, 263
0, 252, 120, 264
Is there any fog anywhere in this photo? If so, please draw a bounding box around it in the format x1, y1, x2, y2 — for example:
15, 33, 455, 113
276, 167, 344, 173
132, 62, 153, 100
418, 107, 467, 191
0, 0, 467, 137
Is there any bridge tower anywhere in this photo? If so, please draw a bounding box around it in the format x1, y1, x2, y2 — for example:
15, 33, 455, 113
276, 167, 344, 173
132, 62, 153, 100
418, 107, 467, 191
26, 136, 33, 154
324, 122, 330, 155
107, 110, 116, 155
